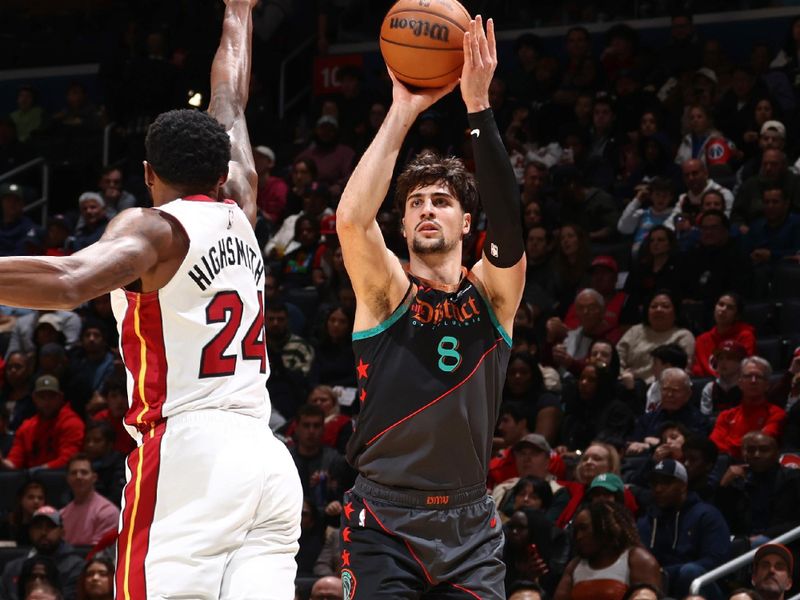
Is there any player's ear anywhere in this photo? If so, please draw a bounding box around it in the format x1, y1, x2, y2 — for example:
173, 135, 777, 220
143, 161, 156, 189
463, 212, 471, 235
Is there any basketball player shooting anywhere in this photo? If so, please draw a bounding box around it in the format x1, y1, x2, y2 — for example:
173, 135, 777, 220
0, 1, 302, 598
336, 16, 525, 599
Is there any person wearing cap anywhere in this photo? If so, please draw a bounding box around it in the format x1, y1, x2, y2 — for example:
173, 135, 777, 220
585, 472, 626, 506
0, 505, 84, 600
737, 119, 787, 184
637, 458, 731, 599
294, 114, 355, 198
562, 255, 630, 345
751, 543, 794, 600
733, 148, 800, 227
253, 145, 288, 224
0, 375, 83, 471
711, 356, 786, 460
743, 181, 800, 266
69, 192, 109, 252
699, 339, 747, 417
6, 310, 81, 358
692, 292, 756, 377
618, 177, 676, 257
717, 431, 800, 552
0, 182, 35, 258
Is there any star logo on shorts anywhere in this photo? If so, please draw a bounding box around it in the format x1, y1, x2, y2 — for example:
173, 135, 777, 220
341, 549, 351, 567
344, 502, 354, 521
342, 526, 352, 542
356, 359, 370, 379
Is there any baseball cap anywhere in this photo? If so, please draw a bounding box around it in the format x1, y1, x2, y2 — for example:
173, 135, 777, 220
78, 191, 105, 208
760, 120, 786, 138
36, 313, 63, 333
316, 115, 338, 128
512, 433, 551, 454
651, 459, 688, 483
694, 67, 718, 84
320, 214, 337, 236
754, 542, 794, 573
33, 374, 61, 394
590, 255, 619, 273
253, 145, 276, 162
714, 339, 749, 360
31, 505, 62, 527
588, 472, 625, 494
0, 182, 24, 201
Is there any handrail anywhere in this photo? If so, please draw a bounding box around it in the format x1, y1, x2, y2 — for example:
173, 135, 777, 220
0, 157, 50, 226
278, 35, 315, 119
689, 524, 800, 594
102, 121, 116, 167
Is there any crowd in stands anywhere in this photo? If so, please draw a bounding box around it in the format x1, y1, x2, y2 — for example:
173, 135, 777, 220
3, 5, 800, 600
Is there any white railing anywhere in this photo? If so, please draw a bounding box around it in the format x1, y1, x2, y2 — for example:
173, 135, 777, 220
278, 35, 315, 119
0, 157, 50, 225
689, 524, 800, 594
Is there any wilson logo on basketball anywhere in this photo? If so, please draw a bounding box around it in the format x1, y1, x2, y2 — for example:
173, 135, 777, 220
388, 17, 450, 42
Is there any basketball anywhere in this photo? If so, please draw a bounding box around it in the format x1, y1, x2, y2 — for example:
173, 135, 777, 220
379, 0, 471, 88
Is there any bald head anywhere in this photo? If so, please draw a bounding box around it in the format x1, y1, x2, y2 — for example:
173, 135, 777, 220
310, 576, 343, 600
682, 159, 708, 194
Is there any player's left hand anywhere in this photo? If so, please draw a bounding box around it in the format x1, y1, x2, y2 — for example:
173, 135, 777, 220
460, 15, 496, 113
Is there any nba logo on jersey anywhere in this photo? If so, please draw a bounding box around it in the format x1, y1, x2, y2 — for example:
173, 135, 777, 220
358, 509, 366, 527
490, 243, 498, 258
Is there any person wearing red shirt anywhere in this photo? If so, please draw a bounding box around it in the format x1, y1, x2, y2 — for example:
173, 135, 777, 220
1, 375, 84, 470
691, 292, 756, 377
710, 356, 786, 459
253, 145, 288, 225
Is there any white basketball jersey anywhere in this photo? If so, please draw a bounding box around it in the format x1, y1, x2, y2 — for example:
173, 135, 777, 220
110, 196, 270, 442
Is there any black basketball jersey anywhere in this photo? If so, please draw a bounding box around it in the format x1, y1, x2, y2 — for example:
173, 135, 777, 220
346, 269, 512, 490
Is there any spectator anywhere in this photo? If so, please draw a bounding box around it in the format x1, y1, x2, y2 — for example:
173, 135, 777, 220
70, 193, 109, 253
67, 320, 114, 418
554, 501, 662, 600
700, 340, 747, 417
717, 66, 765, 151
295, 497, 325, 578
15, 556, 61, 600
751, 543, 793, 600
0, 480, 46, 546
284, 157, 317, 218
617, 292, 695, 384
81, 421, 125, 506
679, 210, 752, 305
564, 256, 629, 344
7, 311, 81, 358
717, 432, 800, 547
682, 435, 720, 503
674, 104, 736, 172
551, 224, 592, 315
26, 582, 62, 600
640, 343, 689, 413
692, 292, 756, 377
25, 215, 73, 258
59, 454, 119, 546
627, 369, 709, 455
9, 86, 45, 143
624, 226, 680, 322
90, 377, 135, 456
0, 506, 84, 600
738, 119, 787, 184
490, 404, 543, 489
278, 214, 324, 290
503, 355, 562, 445
619, 177, 676, 257
253, 145, 287, 225
1, 375, 84, 470
76, 557, 113, 600
621, 583, 663, 600
311, 305, 356, 387
504, 506, 569, 594
95, 166, 137, 218
265, 181, 333, 260
508, 580, 546, 600
265, 302, 315, 419
710, 356, 786, 459
0, 183, 35, 258
309, 575, 343, 600
1, 350, 35, 430
733, 149, 800, 226
638, 459, 731, 600
523, 225, 557, 315
742, 183, 800, 267
666, 159, 734, 228
556, 168, 620, 243
553, 27, 599, 106
295, 115, 355, 198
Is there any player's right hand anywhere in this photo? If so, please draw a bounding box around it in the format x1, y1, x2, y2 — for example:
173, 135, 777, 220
387, 68, 458, 119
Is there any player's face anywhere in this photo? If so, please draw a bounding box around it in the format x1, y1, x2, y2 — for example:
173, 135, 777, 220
403, 183, 469, 257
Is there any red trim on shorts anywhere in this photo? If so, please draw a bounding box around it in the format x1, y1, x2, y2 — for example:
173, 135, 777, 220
362, 500, 434, 585
365, 341, 501, 446
116, 421, 166, 600
120, 292, 169, 430
451, 583, 482, 599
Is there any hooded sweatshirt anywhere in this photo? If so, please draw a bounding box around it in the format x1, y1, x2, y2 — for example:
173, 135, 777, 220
637, 491, 731, 572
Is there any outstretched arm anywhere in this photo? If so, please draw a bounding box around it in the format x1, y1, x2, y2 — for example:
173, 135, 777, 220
336, 72, 456, 330
463, 17, 525, 334
208, 0, 259, 227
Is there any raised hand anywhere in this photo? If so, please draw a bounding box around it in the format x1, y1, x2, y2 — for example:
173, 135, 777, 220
460, 15, 496, 113
386, 68, 458, 119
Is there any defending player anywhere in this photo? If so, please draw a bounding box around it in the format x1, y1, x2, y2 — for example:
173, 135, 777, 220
335, 16, 525, 599
0, 1, 301, 598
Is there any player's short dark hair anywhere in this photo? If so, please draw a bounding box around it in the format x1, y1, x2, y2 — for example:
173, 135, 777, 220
394, 151, 478, 218
683, 434, 719, 465
145, 109, 230, 191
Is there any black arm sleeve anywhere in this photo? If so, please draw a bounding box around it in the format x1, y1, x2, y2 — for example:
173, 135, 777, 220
468, 108, 524, 268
